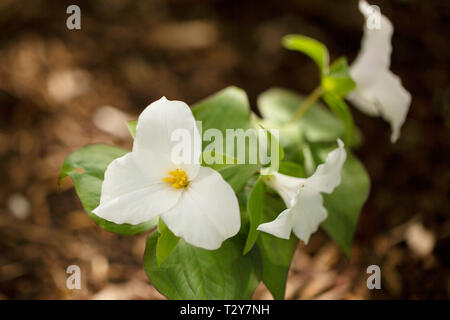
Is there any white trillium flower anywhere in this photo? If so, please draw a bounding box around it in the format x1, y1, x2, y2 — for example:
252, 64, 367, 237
257, 139, 346, 244
348, 0, 411, 143
93, 97, 240, 250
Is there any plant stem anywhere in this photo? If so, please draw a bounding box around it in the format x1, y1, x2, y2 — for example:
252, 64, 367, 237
289, 86, 323, 123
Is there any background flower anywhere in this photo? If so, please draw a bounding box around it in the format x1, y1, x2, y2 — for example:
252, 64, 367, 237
348, 0, 412, 143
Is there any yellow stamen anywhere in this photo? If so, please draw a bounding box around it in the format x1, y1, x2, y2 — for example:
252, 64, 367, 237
163, 169, 189, 189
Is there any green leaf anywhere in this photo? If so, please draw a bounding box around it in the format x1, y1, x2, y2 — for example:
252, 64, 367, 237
257, 194, 298, 300
258, 119, 303, 149
243, 177, 266, 254
144, 232, 261, 299
258, 87, 360, 146
59, 144, 157, 235
193, 87, 257, 170
60, 144, 127, 182
308, 143, 370, 257
322, 57, 356, 97
322, 91, 355, 146
192, 86, 252, 151
156, 219, 180, 267
278, 161, 306, 178
282, 34, 329, 75
126, 120, 137, 138
217, 164, 259, 193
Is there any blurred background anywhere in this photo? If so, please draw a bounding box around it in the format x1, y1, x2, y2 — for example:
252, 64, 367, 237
0, 0, 448, 299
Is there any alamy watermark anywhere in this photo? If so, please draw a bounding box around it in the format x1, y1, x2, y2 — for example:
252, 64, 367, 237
66, 5, 81, 30
66, 265, 81, 289
169, 122, 281, 172
366, 264, 381, 290
366, 5, 381, 30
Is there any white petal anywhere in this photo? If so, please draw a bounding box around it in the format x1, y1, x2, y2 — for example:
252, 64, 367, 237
257, 191, 327, 244
291, 191, 328, 244
257, 208, 295, 240
347, 88, 379, 116
349, 0, 411, 142
264, 173, 305, 208
306, 139, 346, 194
93, 152, 181, 225
160, 166, 240, 250
351, 0, 393, 84
258, 140, 345, 243
133, 97, 202, 179
353, 71, 410, 143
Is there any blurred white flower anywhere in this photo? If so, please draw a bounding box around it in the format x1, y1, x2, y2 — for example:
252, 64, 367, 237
348, 0, 411, 143
257, 140, 346, 244
93, 97, 240, 250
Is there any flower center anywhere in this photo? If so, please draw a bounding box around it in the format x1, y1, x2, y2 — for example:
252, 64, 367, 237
163, 169, 189, 189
